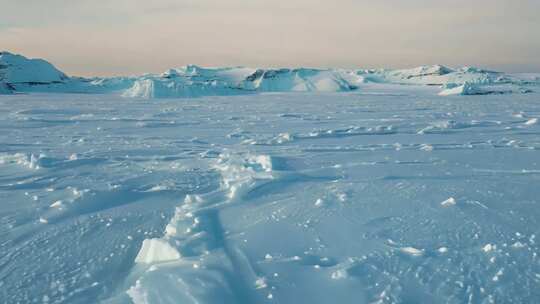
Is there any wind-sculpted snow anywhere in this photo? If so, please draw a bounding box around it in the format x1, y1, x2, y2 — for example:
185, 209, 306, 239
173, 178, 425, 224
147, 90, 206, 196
119, 153, 279, 303
2, 51, 538, 97
2, 89, 540, 303
240, 125, 397, 146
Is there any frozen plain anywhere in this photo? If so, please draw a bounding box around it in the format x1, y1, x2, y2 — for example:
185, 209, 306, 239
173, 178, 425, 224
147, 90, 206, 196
1, 86, 540, 304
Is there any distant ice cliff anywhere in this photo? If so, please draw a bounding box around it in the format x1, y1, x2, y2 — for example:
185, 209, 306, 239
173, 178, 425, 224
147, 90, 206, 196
1, 51, 537, 98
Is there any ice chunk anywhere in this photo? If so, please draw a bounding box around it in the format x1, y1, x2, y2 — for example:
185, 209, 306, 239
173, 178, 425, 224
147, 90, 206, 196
482, 244, 496, 252
400, 247, 424, 256
438, 247, 449, 253
134, 239, 181, 264
254, 277, 268, 289
524, 118, 538, 126
440, 197, 457, 207
49, 200, 63, 208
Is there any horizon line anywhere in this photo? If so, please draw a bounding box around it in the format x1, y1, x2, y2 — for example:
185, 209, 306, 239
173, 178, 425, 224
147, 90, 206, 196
2, 50, 539, 79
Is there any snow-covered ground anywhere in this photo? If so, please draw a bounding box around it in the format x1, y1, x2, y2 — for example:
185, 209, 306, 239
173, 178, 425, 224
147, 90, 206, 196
1, 86, 540, 303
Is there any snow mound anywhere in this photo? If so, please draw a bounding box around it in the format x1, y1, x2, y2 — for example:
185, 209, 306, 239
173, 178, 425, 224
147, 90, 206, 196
438, 83, 482, 96
121, 152, 279, 303
0, 153, 44, 170
0, 51, 68, 84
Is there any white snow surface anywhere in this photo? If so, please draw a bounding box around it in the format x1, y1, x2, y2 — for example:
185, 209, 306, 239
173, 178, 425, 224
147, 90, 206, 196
2, 86, 540, 303
134, 238, 181, 263
1, 52, 538, 97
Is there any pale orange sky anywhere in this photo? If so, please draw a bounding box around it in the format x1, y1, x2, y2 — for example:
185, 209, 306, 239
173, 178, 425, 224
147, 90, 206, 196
1, 0, 539, 77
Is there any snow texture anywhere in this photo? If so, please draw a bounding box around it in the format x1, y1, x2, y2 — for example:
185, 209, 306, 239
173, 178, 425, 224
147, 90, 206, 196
2, 86, 540, 303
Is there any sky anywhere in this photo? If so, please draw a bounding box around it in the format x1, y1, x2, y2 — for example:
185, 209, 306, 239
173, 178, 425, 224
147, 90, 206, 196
1, 0, 539, 77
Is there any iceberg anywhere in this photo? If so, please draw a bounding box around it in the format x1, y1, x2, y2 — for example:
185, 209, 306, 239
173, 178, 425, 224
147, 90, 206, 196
0, 51, 537, 98
122, 67, 362, 98
364, 65, 505, 86
438, 82, 525, 96
239, 68, 360, 92
122, 66, 253, 99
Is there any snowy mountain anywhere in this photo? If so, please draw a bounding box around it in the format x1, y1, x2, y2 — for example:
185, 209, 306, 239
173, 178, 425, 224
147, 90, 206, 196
0, 52, 137, 95
240, 68, 360, 92
0, 51, 68, 85
0, 51, 537, 97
